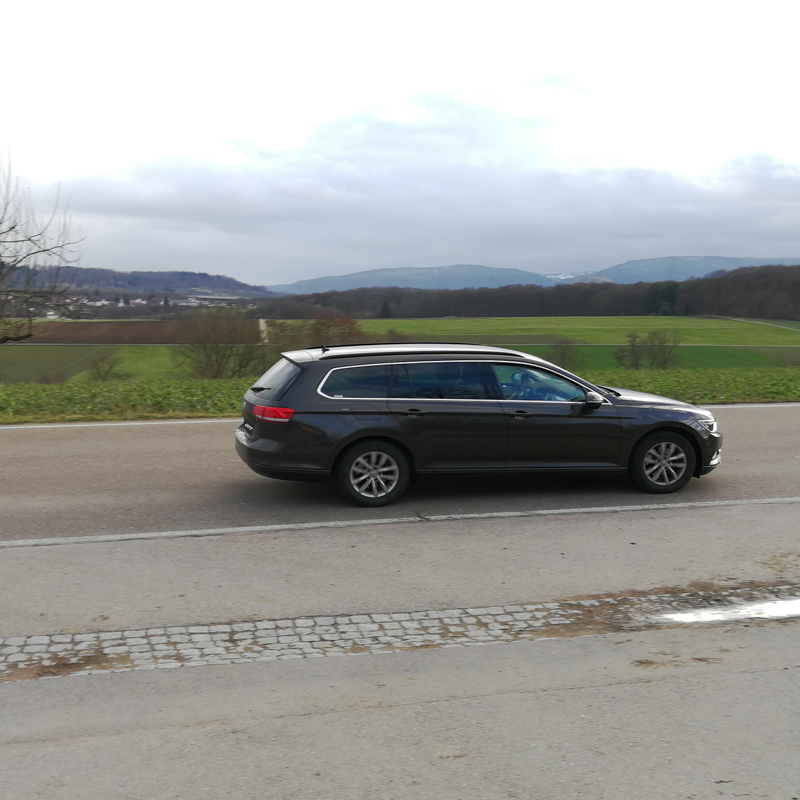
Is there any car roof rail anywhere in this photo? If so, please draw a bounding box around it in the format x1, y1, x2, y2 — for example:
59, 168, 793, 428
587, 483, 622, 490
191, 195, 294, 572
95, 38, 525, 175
312, 342, 530, 360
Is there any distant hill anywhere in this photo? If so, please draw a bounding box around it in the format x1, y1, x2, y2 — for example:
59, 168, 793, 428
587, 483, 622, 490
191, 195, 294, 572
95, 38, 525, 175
32, 257, 800, 299
31, 266, 279, 298
269, 264, 558, 294
266, 257, 800, 294
249, 263, 800, 320
569, 256, 800, 284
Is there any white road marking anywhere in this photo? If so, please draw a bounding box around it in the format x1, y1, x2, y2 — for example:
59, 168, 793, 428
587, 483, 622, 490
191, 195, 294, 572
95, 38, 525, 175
0, 418, 241, 430
3, 496, 799, 550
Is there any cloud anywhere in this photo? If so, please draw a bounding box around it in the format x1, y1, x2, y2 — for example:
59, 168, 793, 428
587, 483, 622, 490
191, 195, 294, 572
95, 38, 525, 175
60, 100, 800, 284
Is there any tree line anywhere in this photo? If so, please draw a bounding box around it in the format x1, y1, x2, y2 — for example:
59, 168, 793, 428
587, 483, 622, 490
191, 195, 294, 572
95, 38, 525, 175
244, 264, 800, 320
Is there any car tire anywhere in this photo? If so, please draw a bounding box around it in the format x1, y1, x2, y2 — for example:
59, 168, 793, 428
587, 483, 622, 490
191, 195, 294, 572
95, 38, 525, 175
629, 431, 696, 494
336, 441, 410, 507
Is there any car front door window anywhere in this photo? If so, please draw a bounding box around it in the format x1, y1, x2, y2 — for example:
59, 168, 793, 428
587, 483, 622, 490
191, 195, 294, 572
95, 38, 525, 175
494, 365, 586, 402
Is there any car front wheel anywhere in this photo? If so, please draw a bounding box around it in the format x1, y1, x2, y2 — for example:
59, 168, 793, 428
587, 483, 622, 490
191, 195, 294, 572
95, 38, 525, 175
336, 441, 410, 507
629, 432, 696, 493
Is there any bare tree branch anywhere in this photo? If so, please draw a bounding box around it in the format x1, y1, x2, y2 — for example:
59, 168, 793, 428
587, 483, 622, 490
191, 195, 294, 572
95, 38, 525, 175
1, 159, 82, 343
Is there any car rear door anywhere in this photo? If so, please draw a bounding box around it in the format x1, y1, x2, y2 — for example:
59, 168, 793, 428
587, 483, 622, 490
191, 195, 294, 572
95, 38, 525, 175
387, 361, 507, 471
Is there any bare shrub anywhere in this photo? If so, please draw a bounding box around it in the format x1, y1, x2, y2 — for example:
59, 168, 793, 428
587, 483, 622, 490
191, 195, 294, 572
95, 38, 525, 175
268, 313, 368, 352
548, 338, 582, 371
308, 312, 368, 346
87, 351, 131, 382
614, 332, 645, 369
644, 329, 682, 369
615, 330, 682, 369
383, 328, 411, 343
174, 308, 269, 379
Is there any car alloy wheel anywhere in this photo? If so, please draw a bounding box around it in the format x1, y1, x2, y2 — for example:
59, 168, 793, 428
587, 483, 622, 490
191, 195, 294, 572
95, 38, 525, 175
630, 432, 696, 494
644, 441, 687, 485
337, 440, 410, 507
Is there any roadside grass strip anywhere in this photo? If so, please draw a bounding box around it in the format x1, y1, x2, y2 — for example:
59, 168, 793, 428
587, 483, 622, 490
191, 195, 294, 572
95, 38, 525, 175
2, 581, 798, 684
0, 379, 251, 423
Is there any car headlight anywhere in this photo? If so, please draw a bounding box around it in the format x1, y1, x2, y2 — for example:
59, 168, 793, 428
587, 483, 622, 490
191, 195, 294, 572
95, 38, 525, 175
697, 416, 718, 433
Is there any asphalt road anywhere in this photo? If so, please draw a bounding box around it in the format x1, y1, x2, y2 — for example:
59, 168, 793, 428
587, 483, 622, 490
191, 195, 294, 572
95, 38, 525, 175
1, 404, 799, 542
2, 405, 800, 799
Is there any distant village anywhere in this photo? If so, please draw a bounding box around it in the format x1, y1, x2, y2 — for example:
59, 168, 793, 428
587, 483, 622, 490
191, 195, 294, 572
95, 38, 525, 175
47, 293, 256, 319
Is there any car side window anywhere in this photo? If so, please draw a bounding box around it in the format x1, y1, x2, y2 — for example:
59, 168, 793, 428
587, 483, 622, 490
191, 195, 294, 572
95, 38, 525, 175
394, 361, 494, 400
319, 365, 392, 398
492, 364, 586, 402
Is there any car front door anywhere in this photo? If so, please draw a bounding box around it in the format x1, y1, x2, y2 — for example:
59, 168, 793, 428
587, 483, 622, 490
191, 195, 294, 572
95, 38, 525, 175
388, 361, 507, 471
491, 363, 621, 469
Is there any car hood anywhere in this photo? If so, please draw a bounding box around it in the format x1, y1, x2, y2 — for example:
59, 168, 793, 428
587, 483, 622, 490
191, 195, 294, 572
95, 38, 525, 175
603, 386, 698, 410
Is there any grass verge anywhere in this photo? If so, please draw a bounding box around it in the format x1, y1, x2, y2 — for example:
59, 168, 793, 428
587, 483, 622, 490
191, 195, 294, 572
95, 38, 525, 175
1, 368, 799, 424
0, 379, 251, 424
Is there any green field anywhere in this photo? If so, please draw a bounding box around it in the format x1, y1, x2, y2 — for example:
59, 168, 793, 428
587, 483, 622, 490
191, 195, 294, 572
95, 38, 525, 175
520, 345, 779, 371
359, 316, 800, 345
75, 345, 176, 382
361, 316, 800, 370
0, 345, 177, 384
0, 346, 120, 383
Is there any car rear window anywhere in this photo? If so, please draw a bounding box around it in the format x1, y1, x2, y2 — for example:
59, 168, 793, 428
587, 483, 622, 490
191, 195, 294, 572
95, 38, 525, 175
319, 365, 392, 398
392, 362, 494, 400
250, 358, 302, 400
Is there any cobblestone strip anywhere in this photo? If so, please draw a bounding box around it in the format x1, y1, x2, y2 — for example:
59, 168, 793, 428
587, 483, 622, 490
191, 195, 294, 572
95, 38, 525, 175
2, 583, 798, 683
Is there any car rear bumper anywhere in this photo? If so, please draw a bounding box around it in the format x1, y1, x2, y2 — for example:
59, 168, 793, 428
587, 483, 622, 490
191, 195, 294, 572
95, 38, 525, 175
235, 425, 328, 483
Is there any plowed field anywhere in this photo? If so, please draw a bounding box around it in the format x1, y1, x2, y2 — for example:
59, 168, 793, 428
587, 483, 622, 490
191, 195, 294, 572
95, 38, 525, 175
27, 321, 236, 344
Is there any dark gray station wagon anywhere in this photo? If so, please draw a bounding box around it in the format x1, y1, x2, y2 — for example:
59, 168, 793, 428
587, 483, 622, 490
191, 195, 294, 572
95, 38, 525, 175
235, 343, 722, 506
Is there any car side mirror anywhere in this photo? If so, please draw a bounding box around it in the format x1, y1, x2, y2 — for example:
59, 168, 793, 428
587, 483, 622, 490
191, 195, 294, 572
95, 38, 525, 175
584, 390, 604, 407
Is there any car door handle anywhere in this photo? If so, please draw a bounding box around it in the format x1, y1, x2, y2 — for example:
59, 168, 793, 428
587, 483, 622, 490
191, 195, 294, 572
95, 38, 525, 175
400, 408, 426, 416
512, 410, 532, 417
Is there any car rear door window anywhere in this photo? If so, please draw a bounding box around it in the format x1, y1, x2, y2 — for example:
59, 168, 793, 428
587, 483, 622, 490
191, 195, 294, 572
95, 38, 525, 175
396, 361, 494, 399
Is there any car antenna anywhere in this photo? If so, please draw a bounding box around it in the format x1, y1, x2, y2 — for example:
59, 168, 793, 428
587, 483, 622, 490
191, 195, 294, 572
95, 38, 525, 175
320, 344, 330, 353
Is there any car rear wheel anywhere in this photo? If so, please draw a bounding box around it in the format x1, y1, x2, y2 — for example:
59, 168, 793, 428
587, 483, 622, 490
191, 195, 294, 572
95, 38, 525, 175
337, 441, 410, 507
629, 431, 695, 493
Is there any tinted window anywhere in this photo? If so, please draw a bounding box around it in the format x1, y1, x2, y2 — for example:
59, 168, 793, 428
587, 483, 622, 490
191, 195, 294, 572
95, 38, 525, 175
389, 364, 413, 398
320, 365, 392, 398
250, 358, 302, 400
492, 364, 586, 402
397, 361, 494, 400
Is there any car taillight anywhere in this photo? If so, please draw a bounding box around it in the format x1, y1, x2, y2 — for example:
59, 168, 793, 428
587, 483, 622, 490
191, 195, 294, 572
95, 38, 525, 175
253, 405, 294, 422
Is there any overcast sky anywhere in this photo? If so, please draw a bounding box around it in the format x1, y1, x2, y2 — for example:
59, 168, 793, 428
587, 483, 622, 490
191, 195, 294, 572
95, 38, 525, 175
4, 0, 800, 285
